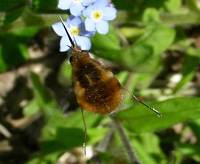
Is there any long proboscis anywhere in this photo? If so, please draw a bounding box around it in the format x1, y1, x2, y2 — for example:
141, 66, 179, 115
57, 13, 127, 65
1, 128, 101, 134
58, 16, 75, 47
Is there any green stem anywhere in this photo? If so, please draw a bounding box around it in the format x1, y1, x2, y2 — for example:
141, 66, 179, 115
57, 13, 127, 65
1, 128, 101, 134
160, 12, 200, 25
112, 117, 141, 164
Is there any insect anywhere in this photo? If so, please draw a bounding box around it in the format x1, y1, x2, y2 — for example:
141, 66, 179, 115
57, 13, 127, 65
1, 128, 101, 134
59, 16, 160, 116
70, 48, 122, 114
58, 16, 161, 154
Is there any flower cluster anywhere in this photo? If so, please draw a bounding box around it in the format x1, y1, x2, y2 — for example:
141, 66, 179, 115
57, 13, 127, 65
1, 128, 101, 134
52, 0, 117, 51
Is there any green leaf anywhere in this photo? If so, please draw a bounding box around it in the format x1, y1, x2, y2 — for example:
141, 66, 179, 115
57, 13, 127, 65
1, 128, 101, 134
92, 25, 121, 51
0, 44, 7, 71
116, 97, 200, 133
18, 43, 29, 59
41, 127, 83, 155
0, 0, 26, 12
113, 0, 166, 11
138, 24, 174, 53
23, 100, 40, 116
112, 0, 135, 10
27, 127, 83, 164
58, 62, 72, 87
3, 7, 24, 25
189, 118, 200, 142
26, 108, 103, 163
23, 72, 60, 118
0, 34, 27, 71
40, 110, 103, 159
131, 133, 166, 164
42, 111, 102, 140
13, 27, 40, 37
94, 24, 175, 72
29, 72, 60, 117
120, 27, 145, 39
173, 150, 183, 164
142, 0, 167, 9
127, 24, 175, 70
32, 0, 58, 12
174, 55, 199, 93
30, 72, 53, 105
164, 0, 181, 13
142, 8, 160, 23
178, 144, 200, 162
186, 0, 200, 13
186, 47, 200, 58
88, 127, 107, 145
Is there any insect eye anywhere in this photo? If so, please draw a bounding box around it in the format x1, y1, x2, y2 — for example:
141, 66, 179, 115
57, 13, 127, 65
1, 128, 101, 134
69, 56, 73, 63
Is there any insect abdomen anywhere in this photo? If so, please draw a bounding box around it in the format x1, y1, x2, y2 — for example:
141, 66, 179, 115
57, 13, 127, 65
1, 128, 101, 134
72, 55, 122, 114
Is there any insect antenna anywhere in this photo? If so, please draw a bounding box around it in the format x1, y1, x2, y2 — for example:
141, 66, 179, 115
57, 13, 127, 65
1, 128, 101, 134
81, 109, 87, 155
123, 88, 161, 117
58, 16, 75, 47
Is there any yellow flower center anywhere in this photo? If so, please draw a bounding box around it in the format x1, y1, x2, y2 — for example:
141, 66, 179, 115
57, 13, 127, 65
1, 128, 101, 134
91, 10, 103, 22
70, 26, 80, 36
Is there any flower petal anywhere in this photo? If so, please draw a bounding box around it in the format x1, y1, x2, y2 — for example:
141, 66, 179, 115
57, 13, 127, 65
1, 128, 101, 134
70, 3, 84, 16
82, 0, 95, 6
85, 18, 96, 32
58, 0, 72, 10
95, 0, 108, 8
96, 20, 109, 34
102, 7, 117, 20
67, 16, 82, 27
80, 23, 96, 37
60, 36, 72, 52
83, 5, 94, 17
52, 22, 67, 36
75, 36, 91, 50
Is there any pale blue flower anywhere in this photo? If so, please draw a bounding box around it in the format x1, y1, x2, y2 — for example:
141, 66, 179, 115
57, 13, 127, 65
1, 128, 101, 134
83, 0, 117, 34
52, 16, 92, 51
82, 0, 96, 6
58, 0, 96, 16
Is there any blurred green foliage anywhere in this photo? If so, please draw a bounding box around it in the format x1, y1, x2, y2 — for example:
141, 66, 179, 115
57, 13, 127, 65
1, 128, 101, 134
1, 0, 200, 163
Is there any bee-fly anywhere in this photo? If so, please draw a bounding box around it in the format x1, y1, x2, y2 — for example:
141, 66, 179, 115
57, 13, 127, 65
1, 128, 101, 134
58, 16, 161, 154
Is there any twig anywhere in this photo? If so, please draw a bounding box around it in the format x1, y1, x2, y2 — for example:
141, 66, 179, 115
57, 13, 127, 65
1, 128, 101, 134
112, 117, 141, 164
96, 124, 115, 152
